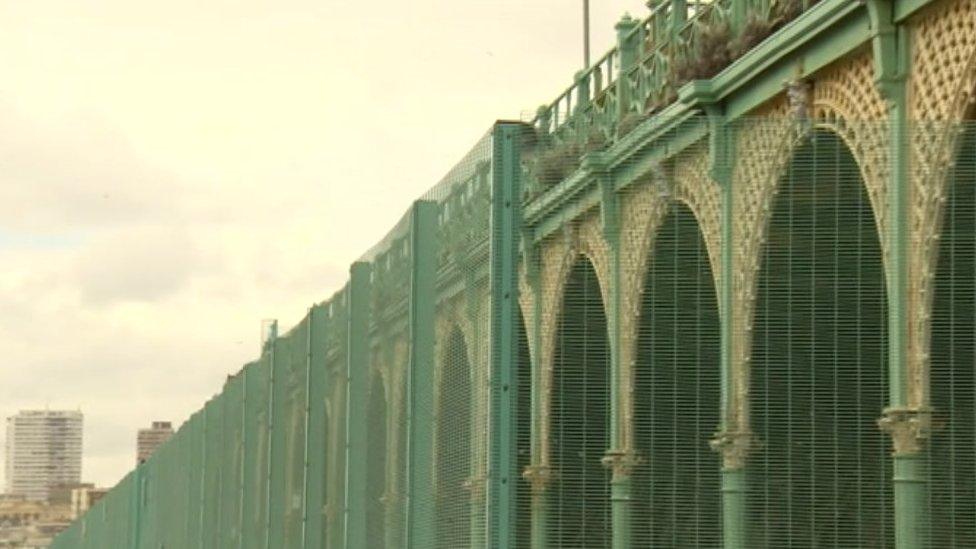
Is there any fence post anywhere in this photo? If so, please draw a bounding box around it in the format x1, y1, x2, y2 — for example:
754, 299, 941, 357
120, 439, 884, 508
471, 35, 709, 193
304, 305, 330, 549
406, 200, 438, 549
263, 321, 278, 549
488, 122, 524, 549
239, 365, 249, 549
344, 262, 373, 549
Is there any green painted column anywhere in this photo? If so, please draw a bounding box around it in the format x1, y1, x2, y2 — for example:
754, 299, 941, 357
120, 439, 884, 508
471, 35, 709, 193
407, 200, 438, 549
587, 148, 635, 549
345, 262, 372, 549
866, 3, 930, 547
609, 16, 641, 549
488, 122, 524, 549
701, 108, 750, 549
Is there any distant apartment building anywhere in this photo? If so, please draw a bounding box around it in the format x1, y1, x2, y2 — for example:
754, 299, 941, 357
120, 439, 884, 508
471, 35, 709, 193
4, 410, 83, 502
136, 421, 173, 464
68, 485, 107, 520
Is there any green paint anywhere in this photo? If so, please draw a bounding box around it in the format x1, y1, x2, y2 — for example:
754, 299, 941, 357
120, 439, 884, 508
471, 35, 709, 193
304, 304, 329, 549
264, 321, 278, 549
615, 14, 640, 123
344, 262, 372, 549
708, 108, 749, 549
300, 307, 314, 549
895, 453, 931, 549
721, 468, 748, 548
239, 366, 249, 549
489, 122, 524, 548
407, 200, 438, 549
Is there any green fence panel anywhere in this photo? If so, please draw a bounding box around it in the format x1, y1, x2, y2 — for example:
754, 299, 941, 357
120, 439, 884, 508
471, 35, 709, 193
221, 371, 246, 549
243, 352, 272, 549
186, 409, 205, 548
201, 395, 226, 548
269, 318, 310, 549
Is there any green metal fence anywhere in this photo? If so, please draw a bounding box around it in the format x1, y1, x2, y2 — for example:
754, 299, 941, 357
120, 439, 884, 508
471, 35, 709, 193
49, 116, 976, 549
46, 2, 976, 547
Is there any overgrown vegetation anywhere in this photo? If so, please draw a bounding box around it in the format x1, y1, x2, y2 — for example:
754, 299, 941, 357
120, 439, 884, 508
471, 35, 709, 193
527, 0, 816, 193
529, 127, 609, 188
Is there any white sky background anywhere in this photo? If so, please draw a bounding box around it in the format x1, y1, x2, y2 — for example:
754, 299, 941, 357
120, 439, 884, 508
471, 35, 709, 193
0, 0, 650, 489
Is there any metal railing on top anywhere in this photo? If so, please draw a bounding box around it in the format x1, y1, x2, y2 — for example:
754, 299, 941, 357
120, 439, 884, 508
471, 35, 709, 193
531, 0, 812, 146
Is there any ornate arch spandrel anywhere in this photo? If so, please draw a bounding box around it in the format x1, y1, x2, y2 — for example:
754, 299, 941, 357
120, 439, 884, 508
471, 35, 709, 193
616, 140, 722, 451
907, 0, 976, 408
431, 288, 491, 504
382, 334, 409, 521
729, 49, 891, 452
533, 208, 612, 467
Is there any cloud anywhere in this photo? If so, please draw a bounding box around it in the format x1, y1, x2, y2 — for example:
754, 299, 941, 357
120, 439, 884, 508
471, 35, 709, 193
72, 226, 210, 306
0, 105, 184, 232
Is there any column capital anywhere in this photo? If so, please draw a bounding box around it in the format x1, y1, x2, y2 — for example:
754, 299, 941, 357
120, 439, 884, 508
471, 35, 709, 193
710, 429, 756, 470
601, 449, 643, 480
522, 464, 555, 494
878, 406, 933, 455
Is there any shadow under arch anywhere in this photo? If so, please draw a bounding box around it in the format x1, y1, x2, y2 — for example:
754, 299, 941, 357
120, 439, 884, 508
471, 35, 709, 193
366, 369, 388, 548
748, 128, 892, 547
632, 200, 721, 548
435, 325, 473, 549
549, 255, 611, 548
929, 117, 976, 548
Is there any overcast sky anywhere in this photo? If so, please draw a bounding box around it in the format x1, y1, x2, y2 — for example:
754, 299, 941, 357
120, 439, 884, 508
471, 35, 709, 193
0, 0, 649, 489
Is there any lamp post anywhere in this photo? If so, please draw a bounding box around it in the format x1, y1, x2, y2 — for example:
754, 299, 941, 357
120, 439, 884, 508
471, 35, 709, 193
583, 0, 591, 68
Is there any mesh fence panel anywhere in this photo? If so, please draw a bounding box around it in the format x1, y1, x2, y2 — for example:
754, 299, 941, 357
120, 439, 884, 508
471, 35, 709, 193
324, 294, 349, 549
220, 372, 246, 549
424, 131, 494, 549
49, 116, 976, 549
746, 125, 892, 548
929, 121, 976, 548
631, 201, 722, 548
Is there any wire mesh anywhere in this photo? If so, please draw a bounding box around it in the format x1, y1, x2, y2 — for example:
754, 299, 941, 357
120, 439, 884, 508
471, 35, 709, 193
365, 368, 388, 549
929, 121, 976, 548
747, 127, 892, 547
632, 201, 722, 548
324, 295, 348, 549
220, 373, 245, 549
548, 256, 612, 548
513, 309, 533, 549
48, 115, 976, 549
366, 236, 410, 549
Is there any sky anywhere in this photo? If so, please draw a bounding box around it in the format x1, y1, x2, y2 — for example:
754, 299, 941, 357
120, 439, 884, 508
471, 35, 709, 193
0, 0, 650, 489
